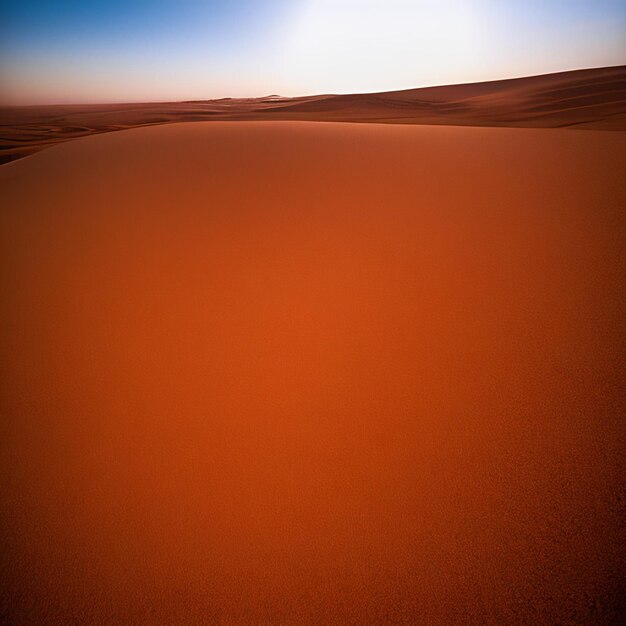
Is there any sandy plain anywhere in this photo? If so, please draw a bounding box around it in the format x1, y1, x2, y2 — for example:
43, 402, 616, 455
1, 120, 624, 623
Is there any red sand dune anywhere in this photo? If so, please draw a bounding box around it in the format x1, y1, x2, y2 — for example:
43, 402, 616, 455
1, 65, 625, 164
1, 121, 625, 623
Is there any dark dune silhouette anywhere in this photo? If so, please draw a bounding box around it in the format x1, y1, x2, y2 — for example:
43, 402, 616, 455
1, 65, 624, 164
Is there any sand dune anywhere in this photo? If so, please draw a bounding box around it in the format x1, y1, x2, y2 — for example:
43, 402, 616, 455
1, 65, 624, 164
1, 121, 624, 623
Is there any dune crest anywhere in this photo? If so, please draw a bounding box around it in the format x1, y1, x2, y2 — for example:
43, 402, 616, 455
1, 65, 624, 164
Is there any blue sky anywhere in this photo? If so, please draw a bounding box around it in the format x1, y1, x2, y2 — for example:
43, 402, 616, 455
1, 0, 624, 104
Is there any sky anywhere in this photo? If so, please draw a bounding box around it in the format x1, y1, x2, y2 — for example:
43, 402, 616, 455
0, 0, 624, 104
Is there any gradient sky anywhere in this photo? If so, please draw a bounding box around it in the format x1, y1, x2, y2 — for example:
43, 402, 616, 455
1, 0, 624, 104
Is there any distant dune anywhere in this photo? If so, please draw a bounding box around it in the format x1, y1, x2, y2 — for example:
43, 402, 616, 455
1, 121, 624, 623
1, 65, 624, 164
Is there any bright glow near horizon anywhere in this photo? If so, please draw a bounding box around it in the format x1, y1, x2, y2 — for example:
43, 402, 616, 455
281, 0, 490, 93
0, 0, 624, 104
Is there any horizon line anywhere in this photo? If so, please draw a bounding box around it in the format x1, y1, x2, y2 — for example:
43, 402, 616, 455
2, 63, 624, 108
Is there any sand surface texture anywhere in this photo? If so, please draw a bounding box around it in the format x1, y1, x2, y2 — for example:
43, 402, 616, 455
1, 65, 625, 164
1, 122, 625, 623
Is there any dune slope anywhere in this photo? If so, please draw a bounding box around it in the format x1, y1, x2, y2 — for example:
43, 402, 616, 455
1, 122, 625, 624
1, 65, 624, 164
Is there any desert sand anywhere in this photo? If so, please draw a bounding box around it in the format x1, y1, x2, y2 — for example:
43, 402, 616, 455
1, 65, 625, 164
1, 121, 625, 623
